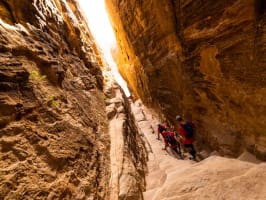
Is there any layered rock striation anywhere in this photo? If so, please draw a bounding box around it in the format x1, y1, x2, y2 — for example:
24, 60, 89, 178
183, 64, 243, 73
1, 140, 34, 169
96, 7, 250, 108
0, 0, 146, 199
106, 0, 266, 160
104, 78, 147, 200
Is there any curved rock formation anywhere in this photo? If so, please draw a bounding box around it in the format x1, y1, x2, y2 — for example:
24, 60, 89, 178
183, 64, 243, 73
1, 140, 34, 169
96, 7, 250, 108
106, 0, 266, 160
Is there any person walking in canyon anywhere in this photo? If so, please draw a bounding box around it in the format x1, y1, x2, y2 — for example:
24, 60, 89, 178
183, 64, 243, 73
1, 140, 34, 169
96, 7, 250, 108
161, 129, 182, 157
157, 123, 167, 140
175, 115, 197, 160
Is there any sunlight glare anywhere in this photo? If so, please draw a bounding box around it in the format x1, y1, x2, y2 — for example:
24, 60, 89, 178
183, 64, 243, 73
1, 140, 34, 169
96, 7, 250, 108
78, 0, 130, 96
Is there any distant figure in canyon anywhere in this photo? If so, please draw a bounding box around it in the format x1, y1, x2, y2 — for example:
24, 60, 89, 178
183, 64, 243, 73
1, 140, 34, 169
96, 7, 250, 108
175, 115, 197, 160
157, 123, 167, 140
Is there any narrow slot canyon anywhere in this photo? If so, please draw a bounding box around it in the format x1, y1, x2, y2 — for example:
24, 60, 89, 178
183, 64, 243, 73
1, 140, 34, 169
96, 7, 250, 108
0, 0, 265, 200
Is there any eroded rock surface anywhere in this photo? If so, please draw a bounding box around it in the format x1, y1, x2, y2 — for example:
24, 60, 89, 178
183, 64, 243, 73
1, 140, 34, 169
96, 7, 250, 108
0, 0, 109, 199
106, 0, 266, 160
104, 74, 147, 200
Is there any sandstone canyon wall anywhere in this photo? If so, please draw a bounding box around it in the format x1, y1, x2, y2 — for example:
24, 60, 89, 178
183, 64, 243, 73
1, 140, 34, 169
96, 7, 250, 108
0, 0, 147, 199
104, 79, 147, 200
106, 0, 266, 160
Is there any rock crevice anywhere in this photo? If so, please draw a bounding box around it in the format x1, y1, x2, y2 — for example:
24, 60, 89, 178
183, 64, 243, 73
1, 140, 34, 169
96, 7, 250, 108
105, 78, 147, 200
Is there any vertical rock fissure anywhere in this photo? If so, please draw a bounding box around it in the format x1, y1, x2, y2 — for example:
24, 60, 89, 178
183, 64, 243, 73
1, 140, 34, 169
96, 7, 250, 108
105, 82, 147, 200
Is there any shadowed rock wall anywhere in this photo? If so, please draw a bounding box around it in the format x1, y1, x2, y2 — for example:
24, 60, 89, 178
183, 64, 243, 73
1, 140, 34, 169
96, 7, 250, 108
0, 0, 109, 199
106, 0, 266, 160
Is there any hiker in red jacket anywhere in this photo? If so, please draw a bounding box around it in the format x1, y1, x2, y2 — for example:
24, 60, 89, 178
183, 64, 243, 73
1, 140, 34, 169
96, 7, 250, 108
157, 123, 167, 140
176, 115, 197, 160
161, 129, 181, 156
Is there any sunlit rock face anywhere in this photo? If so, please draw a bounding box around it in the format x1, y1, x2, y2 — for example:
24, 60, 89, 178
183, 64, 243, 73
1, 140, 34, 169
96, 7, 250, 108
106, 0, 266, 160
104, 79, 147, 200
0, 0, 110, 199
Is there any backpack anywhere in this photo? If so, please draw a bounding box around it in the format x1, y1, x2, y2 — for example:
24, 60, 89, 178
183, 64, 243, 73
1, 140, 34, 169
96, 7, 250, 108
158, 124, 167, 133
182, 122, 194, 138
166, 134, 177, 145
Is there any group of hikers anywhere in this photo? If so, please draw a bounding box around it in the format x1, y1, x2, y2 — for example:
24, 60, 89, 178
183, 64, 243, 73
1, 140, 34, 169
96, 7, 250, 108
157, 115, 197, 160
